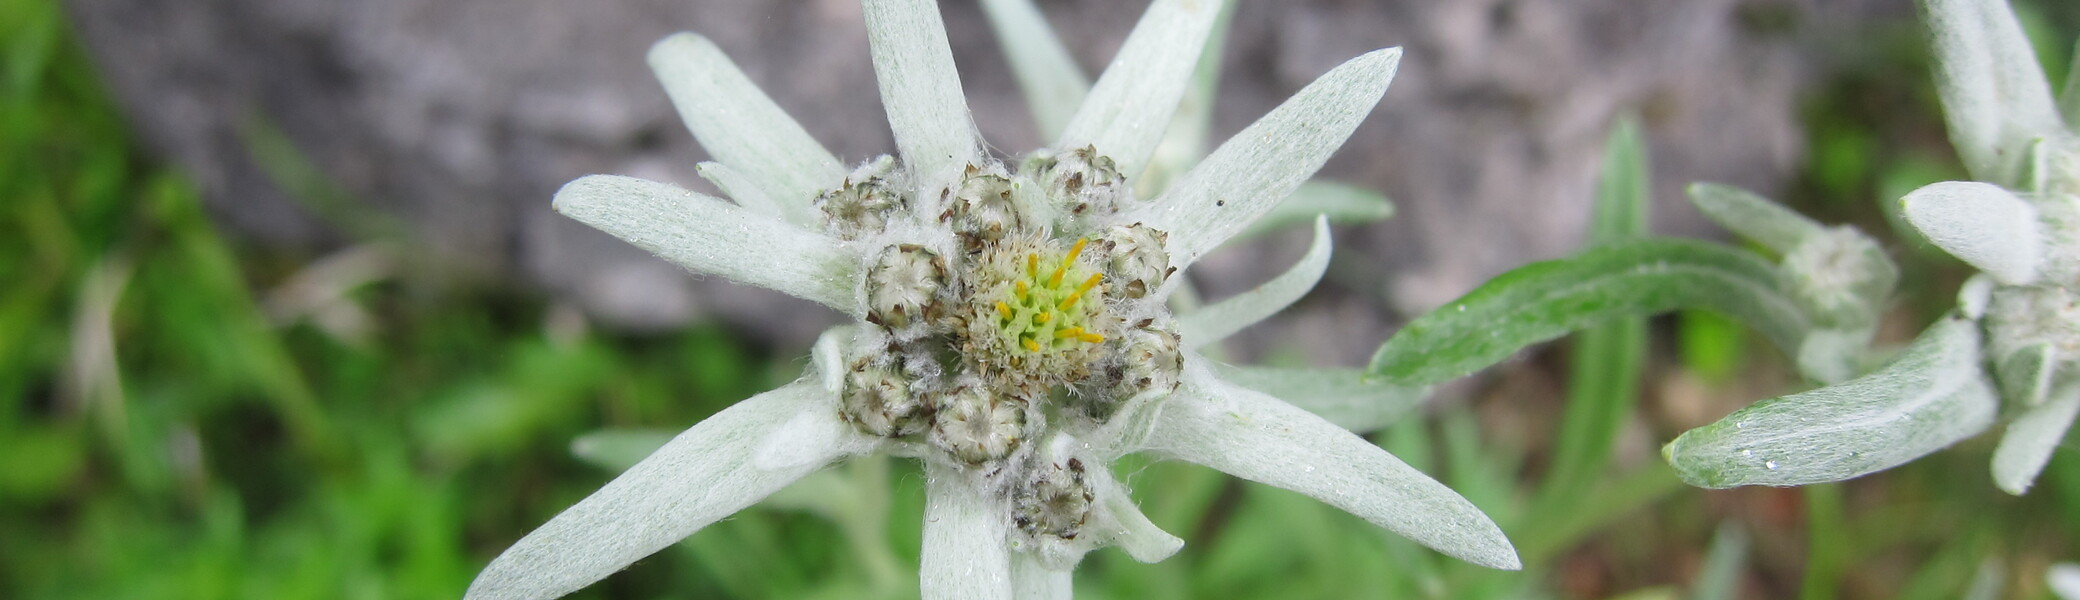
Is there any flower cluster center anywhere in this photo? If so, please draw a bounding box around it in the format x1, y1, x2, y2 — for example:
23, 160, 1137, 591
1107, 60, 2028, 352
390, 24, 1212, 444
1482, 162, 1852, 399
994, 239, 1107, 357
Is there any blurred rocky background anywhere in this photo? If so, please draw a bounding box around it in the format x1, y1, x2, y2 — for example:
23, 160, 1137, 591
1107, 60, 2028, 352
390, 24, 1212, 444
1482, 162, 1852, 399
62, 0, 1916, 362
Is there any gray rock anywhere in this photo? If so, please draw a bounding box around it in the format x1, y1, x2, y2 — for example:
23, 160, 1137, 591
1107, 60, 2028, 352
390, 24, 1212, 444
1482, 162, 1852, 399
63, 0, 1899, 360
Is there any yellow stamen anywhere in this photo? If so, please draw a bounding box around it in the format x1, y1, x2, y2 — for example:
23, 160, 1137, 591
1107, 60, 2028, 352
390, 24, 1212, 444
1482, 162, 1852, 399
1078, 332, 1105, 343
1015, 280, 1029, 300
1034, 312, 1051, 324
996, 301, 1013, 319
1023, 338, 1041, 352
1066, 238, 1089, 261
1055, 327, 1084, 339
1061, 276, 1100, 310
1027, 253, 1039, 276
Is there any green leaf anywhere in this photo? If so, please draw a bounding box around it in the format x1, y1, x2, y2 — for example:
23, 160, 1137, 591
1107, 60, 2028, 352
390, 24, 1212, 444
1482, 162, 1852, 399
1688, 182, 1824, 256
1690, 523, 1751, 600
1662, 315, 1999, 488
1368, 238, 1808, 384
1543, 115, 1650, 502
1588, 114, 1648, 247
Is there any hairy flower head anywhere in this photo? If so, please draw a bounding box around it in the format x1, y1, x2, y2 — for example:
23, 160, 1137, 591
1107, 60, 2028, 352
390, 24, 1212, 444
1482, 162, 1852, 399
467, 1, 1516, 598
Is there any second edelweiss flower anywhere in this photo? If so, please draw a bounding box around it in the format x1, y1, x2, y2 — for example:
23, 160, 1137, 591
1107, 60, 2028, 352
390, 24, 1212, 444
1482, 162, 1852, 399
468, 0, 1518, 598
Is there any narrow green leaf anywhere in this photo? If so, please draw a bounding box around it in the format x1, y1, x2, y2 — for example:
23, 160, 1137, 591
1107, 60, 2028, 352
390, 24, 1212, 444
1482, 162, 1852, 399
1588, 114, 1648, 246
1690, 523, 1751, 600
1662, 315, 1999, 488
1544, 115, 1650, 501
1800, 484, 1847, 600
1368, 239, 1808, 384
1688, 182, 1824, 256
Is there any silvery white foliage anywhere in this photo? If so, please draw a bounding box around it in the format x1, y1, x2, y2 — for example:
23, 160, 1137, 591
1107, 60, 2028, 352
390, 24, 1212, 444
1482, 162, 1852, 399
466, 1, 1516, 598
2051, 563, 2080, 600
1688, 183, 1897, 384
1898, 0, 2080, 494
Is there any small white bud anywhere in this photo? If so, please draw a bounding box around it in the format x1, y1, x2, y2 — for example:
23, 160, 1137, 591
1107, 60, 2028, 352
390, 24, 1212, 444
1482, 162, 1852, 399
1013, 448, 1093, 542
1027, 145, 1128, 220
816, 156, 904, 240
928, 386, 1032, 464
1097, 224, 1173, 300
950, 166, 1025, 247
866, 244, 946, 332
839, 360, 929, 438
1104, 325, 1183, 404
1779, 226, 1896, 328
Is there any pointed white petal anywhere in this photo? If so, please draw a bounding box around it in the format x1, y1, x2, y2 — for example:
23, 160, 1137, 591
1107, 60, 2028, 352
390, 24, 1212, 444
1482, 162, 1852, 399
1131, 48, 1403, 266
1134, 0, 1237, 198
554, 175, 862, 315
1233, 179, 1394, 242
1092, 478, 1183, 563
1010, 554, 1072, 600
695, 162, 793, 226
920, 463, 1014, 600
862, 0, 981, 188
1054, 0, 1223, 178
649, 33, 844, 223
1901, 181, 2043, 284
1992, 383, 2080, 494
812, 325, 855, 394
1919, 0, 2065, 185
1138, 364, 1520, 570
466, 382, 849, 599
1212, 362, 1427, 432
1179, 217, 1332, 349
978, 0, 1089, 139
569, 428, 677, 473
2050, 563, 2080, 600
754, 405, 879, 471
1958, 273, 1997, 319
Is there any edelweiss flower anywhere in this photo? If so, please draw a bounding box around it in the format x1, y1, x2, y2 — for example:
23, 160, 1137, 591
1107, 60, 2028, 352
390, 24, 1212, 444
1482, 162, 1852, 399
1894, 0, 2080, 494
467, 0, 1517, 598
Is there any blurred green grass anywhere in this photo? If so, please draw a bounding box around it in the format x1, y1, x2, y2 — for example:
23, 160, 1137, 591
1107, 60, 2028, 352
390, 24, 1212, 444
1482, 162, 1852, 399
3, 0, 2078, 598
